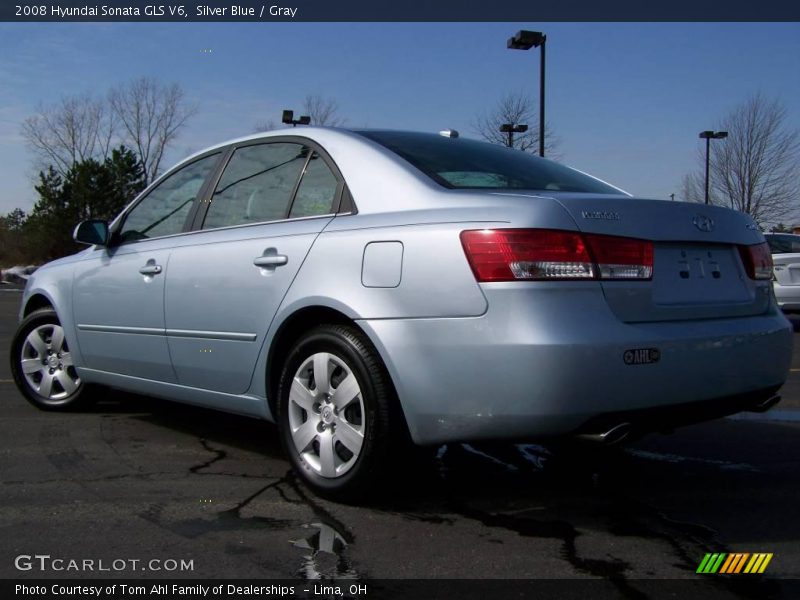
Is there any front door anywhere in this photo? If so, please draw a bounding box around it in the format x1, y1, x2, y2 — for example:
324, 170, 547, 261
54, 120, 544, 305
72, 152, 221, 381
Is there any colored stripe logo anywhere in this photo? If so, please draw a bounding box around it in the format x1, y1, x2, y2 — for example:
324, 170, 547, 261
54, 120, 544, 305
697, 553, 773, 574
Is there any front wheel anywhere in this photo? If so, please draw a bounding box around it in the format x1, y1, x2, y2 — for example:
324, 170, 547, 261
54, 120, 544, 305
276, 324, 394, 501
10, 308, 93, 411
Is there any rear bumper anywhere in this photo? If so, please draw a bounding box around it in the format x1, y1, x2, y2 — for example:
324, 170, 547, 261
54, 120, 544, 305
774, 282, 800, 312
359, 283, 793, 445
575, 386, 781, 439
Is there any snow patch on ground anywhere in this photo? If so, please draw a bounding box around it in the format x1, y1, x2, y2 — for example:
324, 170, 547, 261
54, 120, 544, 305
0, 265, 37, 284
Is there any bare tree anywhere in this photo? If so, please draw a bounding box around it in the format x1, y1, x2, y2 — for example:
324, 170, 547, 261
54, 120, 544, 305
303, 95, 345, 127
473, 91, 559, 156
253, 120, 278, 133
680, 172, 702, 204
22, 78, 197, 186
109, 77, 198, 184
21, 94, 115, 177
683, 94, 800, 226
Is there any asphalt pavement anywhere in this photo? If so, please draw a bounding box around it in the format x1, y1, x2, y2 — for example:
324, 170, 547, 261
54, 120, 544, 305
1, 290, 799, 597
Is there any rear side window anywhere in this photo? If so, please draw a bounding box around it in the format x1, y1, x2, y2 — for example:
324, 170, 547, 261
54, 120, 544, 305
289, 153, 339, 219
203, 143, 308, 229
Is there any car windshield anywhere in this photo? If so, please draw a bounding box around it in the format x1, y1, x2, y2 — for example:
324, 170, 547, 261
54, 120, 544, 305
354, 130, 624, 194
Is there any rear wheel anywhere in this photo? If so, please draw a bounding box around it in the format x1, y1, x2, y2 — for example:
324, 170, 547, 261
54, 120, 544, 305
276, 324, 393, 501
10, 308, 93, 411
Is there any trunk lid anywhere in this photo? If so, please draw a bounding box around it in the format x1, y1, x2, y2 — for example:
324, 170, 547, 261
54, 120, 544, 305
496, 192, 772, 322
771, 253, 800, 286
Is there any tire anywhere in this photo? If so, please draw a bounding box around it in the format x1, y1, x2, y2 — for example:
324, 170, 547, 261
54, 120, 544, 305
10, 307, 93, 411
276, 324, 393, 501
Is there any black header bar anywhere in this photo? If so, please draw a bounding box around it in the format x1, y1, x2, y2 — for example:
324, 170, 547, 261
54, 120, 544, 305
3, 0, 800, 22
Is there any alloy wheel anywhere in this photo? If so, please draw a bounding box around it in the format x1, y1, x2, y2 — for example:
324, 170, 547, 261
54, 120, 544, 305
288, 352, 365, 478
20, 323, 81, 401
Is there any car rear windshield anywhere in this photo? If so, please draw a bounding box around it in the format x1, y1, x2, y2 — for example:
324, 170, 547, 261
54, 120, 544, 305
765, 234, 800, 254
354, 130, 624, 194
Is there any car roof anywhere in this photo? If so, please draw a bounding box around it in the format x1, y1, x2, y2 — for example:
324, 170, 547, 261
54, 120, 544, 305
180, 127, 443, 163
180, 126, 354, 160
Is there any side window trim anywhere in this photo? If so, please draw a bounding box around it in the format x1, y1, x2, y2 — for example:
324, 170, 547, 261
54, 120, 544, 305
285, 152, 345, 219
339, 185, 356, 214
188, 145, 235, 231
284, 149, 315, 220
111, 151, 223, 246
191, 135, 351, 231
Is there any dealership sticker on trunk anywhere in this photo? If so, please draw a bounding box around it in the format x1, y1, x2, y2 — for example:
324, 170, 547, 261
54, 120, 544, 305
623, 348, 660, 365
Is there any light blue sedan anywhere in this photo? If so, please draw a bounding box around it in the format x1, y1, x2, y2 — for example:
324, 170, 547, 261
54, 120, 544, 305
10, 129, 792, 499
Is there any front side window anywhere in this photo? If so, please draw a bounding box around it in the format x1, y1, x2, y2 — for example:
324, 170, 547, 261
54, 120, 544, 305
203, 143, 308, 229
289, 153, 339, 218
119, 153, 219, 242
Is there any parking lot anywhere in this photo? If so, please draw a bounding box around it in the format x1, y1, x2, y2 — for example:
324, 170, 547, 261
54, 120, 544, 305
1, 290, 799, 594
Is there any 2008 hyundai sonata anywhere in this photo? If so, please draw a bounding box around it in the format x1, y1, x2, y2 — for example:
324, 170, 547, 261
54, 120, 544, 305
10, 128, 792, 498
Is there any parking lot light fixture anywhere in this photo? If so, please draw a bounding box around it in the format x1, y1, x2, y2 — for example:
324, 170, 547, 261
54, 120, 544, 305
282, 109, 312, 127
507, 30, 546, 157
499, 123, 528, 148
698, 130, 728, 205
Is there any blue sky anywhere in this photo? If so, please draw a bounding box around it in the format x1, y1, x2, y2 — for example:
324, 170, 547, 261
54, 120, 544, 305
1, 22, 799, 214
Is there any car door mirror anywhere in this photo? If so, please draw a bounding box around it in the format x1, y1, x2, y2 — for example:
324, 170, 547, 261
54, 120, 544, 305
73, 219, 110, 246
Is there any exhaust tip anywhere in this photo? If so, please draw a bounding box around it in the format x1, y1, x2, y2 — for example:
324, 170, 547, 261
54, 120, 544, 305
577, 422, 632, 445
748, 394, 781, 413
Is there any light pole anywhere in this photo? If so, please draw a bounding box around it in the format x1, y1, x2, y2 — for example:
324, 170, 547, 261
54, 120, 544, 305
500, 123, 528, 148
698, 130, 728, 205
282, 109, 311, 128
508, 30, 546, 157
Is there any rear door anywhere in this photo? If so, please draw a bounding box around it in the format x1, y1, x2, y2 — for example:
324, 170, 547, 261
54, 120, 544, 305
164, 139, 343, 394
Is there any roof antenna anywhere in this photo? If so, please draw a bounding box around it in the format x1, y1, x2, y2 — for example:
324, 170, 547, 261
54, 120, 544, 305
438, 129, 459, 138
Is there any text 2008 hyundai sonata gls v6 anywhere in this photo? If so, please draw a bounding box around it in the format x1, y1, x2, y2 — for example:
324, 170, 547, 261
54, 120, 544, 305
10, 128, 793, 498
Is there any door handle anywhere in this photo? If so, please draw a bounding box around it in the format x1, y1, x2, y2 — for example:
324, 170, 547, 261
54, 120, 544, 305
253, 254, 288, 268
139, 264, 163, 275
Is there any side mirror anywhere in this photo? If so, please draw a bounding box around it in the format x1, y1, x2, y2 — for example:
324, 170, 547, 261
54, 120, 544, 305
73, 219, 110, 246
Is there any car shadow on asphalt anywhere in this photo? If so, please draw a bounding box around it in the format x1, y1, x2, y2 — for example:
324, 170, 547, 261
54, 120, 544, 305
786, 314, 800, 332
60, 389, 799, 591
81, 391, 799, 513
90, 389, 284, 458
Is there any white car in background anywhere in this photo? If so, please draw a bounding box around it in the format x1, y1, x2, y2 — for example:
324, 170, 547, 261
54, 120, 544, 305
765, 233, 800, 312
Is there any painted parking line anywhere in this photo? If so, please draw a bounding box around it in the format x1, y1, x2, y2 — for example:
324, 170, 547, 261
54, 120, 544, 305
728, 409, 800, 423
627, 449, 759, 472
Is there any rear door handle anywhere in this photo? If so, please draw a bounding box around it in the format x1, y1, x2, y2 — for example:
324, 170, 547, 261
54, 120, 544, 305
139, 264, 163, 275
253, 254, 288, 268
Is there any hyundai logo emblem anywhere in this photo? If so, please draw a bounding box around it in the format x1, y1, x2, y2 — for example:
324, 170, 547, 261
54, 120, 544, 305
693, 215, 715, 232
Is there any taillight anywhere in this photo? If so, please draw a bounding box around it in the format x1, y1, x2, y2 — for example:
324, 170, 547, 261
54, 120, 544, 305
738, 242, 773, 280
460, 229, 653, 282
584, 233, 654, 280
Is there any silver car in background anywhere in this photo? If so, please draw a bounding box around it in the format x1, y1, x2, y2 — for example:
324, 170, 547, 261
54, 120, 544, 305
10, 128, 793, 499
765, 233, 800, 312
